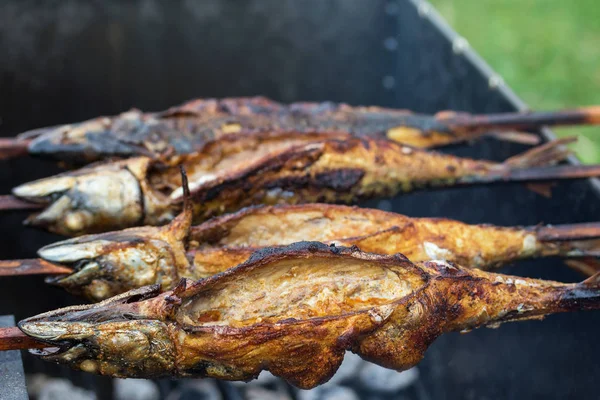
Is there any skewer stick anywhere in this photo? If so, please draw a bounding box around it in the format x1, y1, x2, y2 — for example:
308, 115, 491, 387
488, 131, 541, 145
506, 164, 600, 181
0, 259, 71, 276
458, 164, 600, 185
0, 195, 43, 211
449, 106, 600, 132
0, 138, 31, 160
0, 327, 46, 351
535, 222, 600, 241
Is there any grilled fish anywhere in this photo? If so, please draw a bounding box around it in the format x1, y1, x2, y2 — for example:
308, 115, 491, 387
18, 242, 600, 388
6, 97, 600, 164
8, 136, 597, 236
26, 203, 600, 301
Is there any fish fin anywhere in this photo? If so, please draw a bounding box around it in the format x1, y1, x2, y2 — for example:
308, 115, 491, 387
166, 166, 193, 241
487, 131, 541, 146
503, 137, 576, 168
500, 137, 576, 196
580, 269, 600, 287
173, 277, 188, 296
524, 183, 554, 198
565, 258, 600, 277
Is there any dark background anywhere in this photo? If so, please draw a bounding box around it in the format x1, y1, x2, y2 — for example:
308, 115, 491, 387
0, 1, 598, 398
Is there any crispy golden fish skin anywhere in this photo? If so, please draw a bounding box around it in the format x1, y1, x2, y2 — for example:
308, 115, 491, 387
12, 136, 577, 236
39, 203, 600, 301
187, 203, 600, 276
19, 242, 600, 388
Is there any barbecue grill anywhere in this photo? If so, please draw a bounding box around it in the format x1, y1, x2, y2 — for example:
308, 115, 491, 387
0, 1, 598, 399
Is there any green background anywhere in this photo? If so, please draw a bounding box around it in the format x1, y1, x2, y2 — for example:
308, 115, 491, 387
430, 0, 600, 163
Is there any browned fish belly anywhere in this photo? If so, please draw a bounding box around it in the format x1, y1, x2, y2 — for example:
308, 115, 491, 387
18, 242, 600, 388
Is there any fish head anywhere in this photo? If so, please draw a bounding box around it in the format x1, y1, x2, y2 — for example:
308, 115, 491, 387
25, 111, 146, 163
12, 158, 158, 236
18, 286, 176, 377
39, 225, 183, 301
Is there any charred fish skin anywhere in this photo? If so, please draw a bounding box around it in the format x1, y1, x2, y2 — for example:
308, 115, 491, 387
20, 97, 462, 163
19, 242, 600, 388
25, 111, 150, 164
15, 97, 600, 164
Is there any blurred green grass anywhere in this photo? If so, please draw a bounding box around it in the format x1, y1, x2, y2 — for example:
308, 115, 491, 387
430, 0, 600, 163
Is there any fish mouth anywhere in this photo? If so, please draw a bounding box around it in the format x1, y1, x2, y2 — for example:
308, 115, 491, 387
38, 237, 113, 263
17, 319, 94, 361
39, 234, 133, 289
18, 285, 165, 366
31, 346, 64, 356
11, 161, 148, 235
29, 339, 91, 363
39, 237, 110, 292
44, 260, 100, 288
13, 180, 71, 205
29, 341, 79, 360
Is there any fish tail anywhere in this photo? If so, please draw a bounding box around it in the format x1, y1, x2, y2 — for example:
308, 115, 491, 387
533, 222, 600, 276
503, 137, 575, 168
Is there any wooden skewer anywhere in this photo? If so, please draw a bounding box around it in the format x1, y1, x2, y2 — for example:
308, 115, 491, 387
0, 138, 31, 160
536, 222, 600, 242
488, 131, 541, 146
462, 164, 600, 185
0, 195, 44, 211
449, 106, 600, 132
0, 327, 47, 351
0, 259, 71, 276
